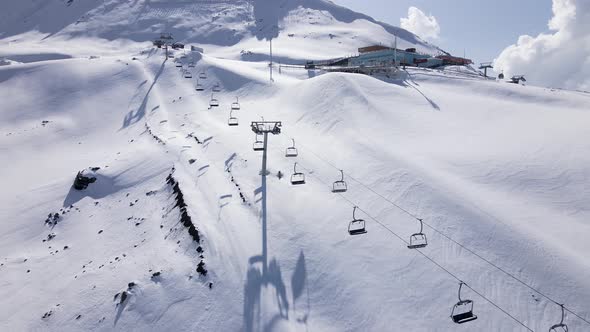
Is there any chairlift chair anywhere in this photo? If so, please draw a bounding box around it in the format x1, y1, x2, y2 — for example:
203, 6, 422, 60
290, 162, 305, 185
285, 139, 298, 157
348, 206, 366, 235
212, 83, 221, 92
332, 170, 347, 193
195, 80, 204, 91
199, 71, 207, 79
252, 134, 264, 151
175, 61, 182, 68
188, 62, 195, 68
228, 110, 239, 126
184, 71, 192, 78
549, 304, 569, 332
231, 97, 241, 110
451, 282, 478, 324
209, 94, 219, 107
407, 218, 428, 249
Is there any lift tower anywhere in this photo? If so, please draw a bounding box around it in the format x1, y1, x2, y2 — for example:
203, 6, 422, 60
479, 62, 493, 78
251, 121, 282, 273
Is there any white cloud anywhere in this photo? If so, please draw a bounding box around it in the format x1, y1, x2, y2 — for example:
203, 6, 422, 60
400, 6, 440, 40
495, 0, 590, 91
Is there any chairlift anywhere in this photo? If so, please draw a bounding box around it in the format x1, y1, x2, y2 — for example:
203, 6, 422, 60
188, 62, 195, 68
348, 206, 366, 235
407, 218, 428, 249
285, 138, 298, 157
228, 110, 239, 126
290, 162, 305, 185
199, 71, 207, 79
253, 134, 264, 151
332, 170, 348, 193
175, 61, 182, 68
184, 70, 192, 78
231, 97, 240, 110
212, 82, 221, 92
195, 79, 204, 91
451, 282, 477, 324
209, 94, 219, 107
549, 304, 569, 332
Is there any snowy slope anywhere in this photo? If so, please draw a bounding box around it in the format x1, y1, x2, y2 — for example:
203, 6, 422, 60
1, 1, 590, 332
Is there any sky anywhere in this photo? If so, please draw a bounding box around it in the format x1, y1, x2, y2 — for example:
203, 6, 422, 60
332, 0, 552, 66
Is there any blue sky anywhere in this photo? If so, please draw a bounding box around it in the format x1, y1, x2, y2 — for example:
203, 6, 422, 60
332, 0, 553, 65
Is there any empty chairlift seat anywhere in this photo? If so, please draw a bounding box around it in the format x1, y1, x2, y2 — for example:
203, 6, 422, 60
285, 139, 298, 157
290, 162, 305, 185
184, 70, 192, 78
332, 170, 347, 193
231, 97, 241, 111
348, 206, 366, 235
175, 61, 182, 68
252, 134, 264, 151
188, 62, 195, 68
195, 79, 204, 91
451, 282, 478, 324
407, 218, 427, 249
228, 110, 238, 126
209, 94, 219, 107
212, 83, 221, 92
199, 71, 207, 79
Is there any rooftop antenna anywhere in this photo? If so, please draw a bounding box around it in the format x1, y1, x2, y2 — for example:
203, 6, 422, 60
269, 37, 273, 83
394, 34, 398, 67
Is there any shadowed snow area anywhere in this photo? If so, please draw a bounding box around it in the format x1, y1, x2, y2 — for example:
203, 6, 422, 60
1, 1, 590, 332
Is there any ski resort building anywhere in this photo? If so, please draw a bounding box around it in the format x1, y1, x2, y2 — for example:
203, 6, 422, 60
346, 45, 470, 69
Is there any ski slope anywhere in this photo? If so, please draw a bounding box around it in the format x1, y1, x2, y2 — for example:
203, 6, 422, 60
1, 1, 590, 331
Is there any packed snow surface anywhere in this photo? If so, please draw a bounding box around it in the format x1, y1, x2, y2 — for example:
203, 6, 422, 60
1, 1, 589, 331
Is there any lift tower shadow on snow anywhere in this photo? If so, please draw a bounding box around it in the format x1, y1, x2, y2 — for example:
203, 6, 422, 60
251, 121, 282, 273
243, 121, 288, 332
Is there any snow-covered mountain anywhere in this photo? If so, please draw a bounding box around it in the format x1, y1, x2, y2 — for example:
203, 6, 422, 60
1, 1, 590, 332
0, 0, 442, 62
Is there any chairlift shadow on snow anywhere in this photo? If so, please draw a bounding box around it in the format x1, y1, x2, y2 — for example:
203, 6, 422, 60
291, 251, 311, 325
243, 252, 311, 332
224, 152, 237, 171
217, 194, 232, 221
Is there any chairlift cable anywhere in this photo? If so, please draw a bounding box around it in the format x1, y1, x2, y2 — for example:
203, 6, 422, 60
295, 161, 534, 332
293, 140, 590, 327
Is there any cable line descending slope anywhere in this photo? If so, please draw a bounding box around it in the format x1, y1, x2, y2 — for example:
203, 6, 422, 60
295, 140, 590, 327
